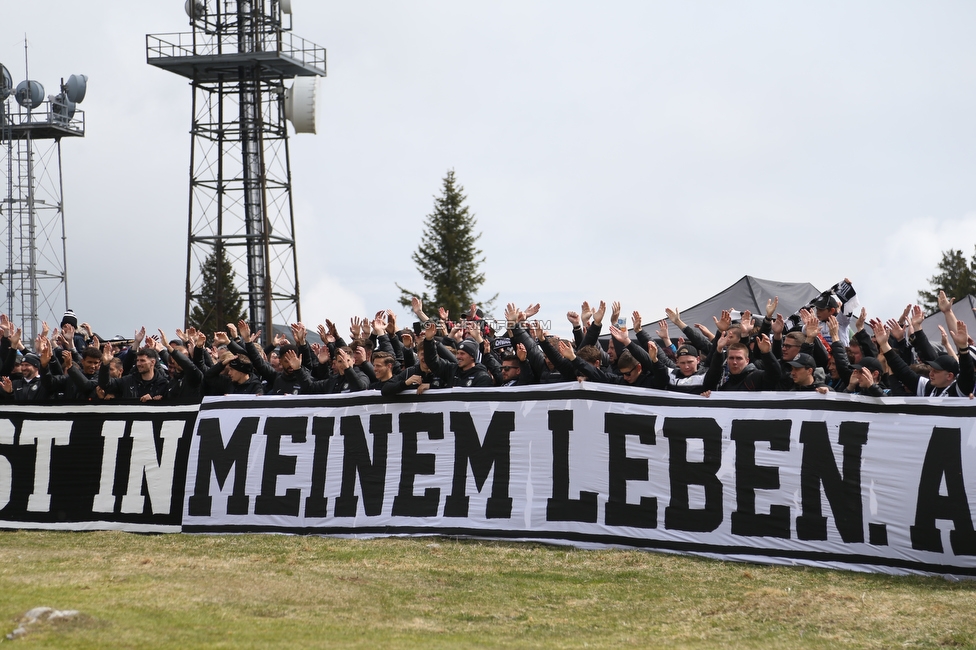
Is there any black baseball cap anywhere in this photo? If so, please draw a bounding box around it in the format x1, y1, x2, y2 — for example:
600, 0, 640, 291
928, 355, 960, 375
787, 353, 816, 369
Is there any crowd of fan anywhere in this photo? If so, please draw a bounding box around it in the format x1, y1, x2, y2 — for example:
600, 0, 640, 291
0, 287, 973, 404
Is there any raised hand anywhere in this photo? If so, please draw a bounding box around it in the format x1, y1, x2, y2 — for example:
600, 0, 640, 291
237, 320, 251, 342
515, 343, 527, 362
609, 301, 621, 326
801, 309, 819, 339
523, 303, 541, 319
765, 297, 779, 319
713, 309, 732, 332
899, 303, 913, 326
38, 336, 51, 367
372, 311, 387, 336
580, 301, 593, 325
646, 339, 659, 363
134, 326, 146, 348
291, 322, 308, 345
281, 349, 302, 372
504, 302, 519, 326
885, 318, 905, 341
771, 313, 785, 337
466, 321, 484, 343
952, 319, 970, 351
714, 330, 730, 352
655, 319, 670, 343
609, 324, 630, 346
593, 301, 607, 325
938, 290, 954, 314
868, 318, 890, 349
386, 309, 398, 335
213, 331, 230, 346
631, 311, 642, 332
557, 339, 576, 360
910, 305, 925, 332
665, 308, 685, 328
693, 323, 714, 341
739, 310, 755, 336
826, 315, 840, 342
566, 311, 581, 328
756, 333, 772, 354
855, 307, 867, 332
314, 343, 331, 365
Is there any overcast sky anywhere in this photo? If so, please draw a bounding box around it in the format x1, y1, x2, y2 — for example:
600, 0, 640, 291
5, 2, 976, 339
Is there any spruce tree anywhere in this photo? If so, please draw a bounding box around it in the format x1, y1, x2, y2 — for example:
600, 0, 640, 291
918, 247, 976, 312
189, 245, 246, 336
397, 170, 495, 318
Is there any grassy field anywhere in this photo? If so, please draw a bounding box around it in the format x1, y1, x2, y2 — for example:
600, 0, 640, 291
0, 531, 973, 649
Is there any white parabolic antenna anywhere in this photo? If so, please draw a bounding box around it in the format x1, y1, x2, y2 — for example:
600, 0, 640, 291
0, 63, 12, 100
52, 93, 76, 119
280, 0, 293, 15
284, 76, 318, 134
65, 74, 88, 103
185, 0, 206, 18
15, 80, 44, 109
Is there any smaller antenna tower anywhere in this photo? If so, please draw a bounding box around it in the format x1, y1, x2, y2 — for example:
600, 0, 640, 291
0, 45, 88, 343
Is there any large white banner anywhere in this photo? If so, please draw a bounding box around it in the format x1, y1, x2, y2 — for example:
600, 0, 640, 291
182, 383, 976, 577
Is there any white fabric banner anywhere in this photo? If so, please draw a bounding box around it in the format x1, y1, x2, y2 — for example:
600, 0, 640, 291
182, 383, 976, 577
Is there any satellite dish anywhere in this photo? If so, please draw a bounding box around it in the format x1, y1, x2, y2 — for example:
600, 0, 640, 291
64, 74, 88, 104
185, 0, 205, 18
284, 77, 318, 134
52, 93, 76, 119
280, 0, 292, 14
0, 64, 12, 100
15, 80, 44, 109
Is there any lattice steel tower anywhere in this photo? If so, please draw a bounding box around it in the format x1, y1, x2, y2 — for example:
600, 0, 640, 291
147, 1, 324, 338
0, 56, 87, 344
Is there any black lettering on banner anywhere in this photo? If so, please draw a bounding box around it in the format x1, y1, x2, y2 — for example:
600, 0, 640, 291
254, 417, 307, 517
188, 417, 258, 517
392, 413, 444, 517
444, 411, 514, 519
546, 410, 598, 523
604, 413, 657, 528
335, 414, 391, 517
910, 427, 976, 555
664, 417, 723, 532
304, 417, 335, 518
796, 421, 867, 543
730, 419, 791, 538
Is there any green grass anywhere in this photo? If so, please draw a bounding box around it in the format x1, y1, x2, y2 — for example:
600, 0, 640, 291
0, 531, 974, 648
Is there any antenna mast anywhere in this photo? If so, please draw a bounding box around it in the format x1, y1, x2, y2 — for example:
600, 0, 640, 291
0, 43, 87, 343
148, 0, 325, 341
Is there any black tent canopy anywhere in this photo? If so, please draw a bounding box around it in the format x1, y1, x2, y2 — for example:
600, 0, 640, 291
645, 275, 822, 341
